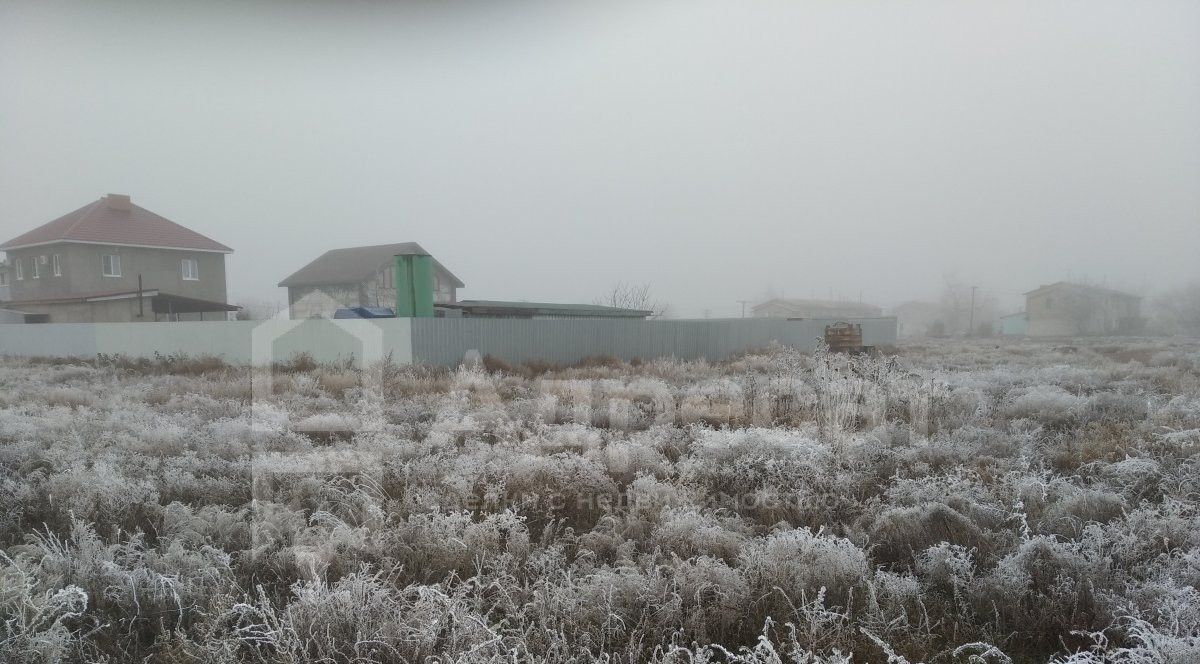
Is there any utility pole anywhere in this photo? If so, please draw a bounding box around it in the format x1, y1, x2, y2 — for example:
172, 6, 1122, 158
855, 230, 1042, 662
737, 300, 752, 318
968, 285, 978, 337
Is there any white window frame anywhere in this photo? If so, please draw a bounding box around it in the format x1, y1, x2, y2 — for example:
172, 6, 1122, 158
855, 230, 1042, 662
52, 254, 61, 276
102, 254, 122, 278
31, 258, 40, 279
14, 260, 22, 280
181, 258, 199, 281
0, 270, 8, 286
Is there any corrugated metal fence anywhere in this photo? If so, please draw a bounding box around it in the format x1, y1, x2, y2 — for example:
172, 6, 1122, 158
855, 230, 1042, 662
1, 317, 897, 366
411, 317, 897, 366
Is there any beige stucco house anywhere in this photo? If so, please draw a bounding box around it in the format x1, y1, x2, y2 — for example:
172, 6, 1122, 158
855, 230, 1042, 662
1024, 282, 1142, 337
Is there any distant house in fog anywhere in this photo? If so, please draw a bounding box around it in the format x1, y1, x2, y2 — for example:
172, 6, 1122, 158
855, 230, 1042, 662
280, 242, 464, 319
752, 298, 882, 320
0, 194, 236, 323
1024, 282, 1142, 337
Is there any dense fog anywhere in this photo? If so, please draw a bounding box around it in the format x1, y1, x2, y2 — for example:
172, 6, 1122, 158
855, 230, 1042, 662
2, 1, 1197, 317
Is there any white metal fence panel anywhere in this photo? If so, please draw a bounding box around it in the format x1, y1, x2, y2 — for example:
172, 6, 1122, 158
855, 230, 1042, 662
410, 317, 896, 366
0, 317, 896, 366
0, 319, 414, 366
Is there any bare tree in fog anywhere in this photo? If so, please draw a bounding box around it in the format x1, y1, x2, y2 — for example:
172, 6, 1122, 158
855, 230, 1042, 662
936, 273, 998, 337
234, 298, 284, 321
596, 282, 669, 318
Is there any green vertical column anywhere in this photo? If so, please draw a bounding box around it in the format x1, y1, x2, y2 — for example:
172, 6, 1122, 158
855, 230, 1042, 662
410, 254, 434, 317
394, 254, 435, 317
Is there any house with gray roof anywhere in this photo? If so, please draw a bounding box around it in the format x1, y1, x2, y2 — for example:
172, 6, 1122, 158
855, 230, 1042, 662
279, 243, 654, 320
279, 243, 464, 319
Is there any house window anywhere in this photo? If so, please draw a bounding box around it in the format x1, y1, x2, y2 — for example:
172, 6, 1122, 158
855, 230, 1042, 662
14, 261, 22, 280
102, 254, 122, 277
0, 270, 8, 286
181, 258, 199, 281
31, 258, 40, 279
52, 254, 61, 276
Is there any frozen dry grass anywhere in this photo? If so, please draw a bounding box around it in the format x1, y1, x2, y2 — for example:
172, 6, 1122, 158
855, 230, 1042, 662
1, 338, 1199, 662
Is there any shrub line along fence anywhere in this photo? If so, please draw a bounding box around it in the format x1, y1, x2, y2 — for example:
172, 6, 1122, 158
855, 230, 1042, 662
0, 317, 897, 366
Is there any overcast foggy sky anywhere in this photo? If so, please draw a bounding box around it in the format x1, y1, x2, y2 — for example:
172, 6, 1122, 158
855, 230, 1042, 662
1, 1, 1197, 317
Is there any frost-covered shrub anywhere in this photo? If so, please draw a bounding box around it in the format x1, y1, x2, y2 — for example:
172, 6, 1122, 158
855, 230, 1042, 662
272, 571, 411, 661
982, 535, 1114, 650
1004, 385, 1086, 427
43, 460, 162, 530
0, 562, 91, 664
1101, 457, 1163, 501
41, 387, 97, 409
915, 543, 975, 597
1103, 499, 1200, 564
501, 451, 617, 530
1038, 489, 1126, 539
585, 439, 669, 484
678, 378, 746, 426
919, 425, 1020, 468
678, 428, 825, 497
533, 423, 605, 454
381, 510, 530, 582
740, 528, 870, 614
291, 412, 359, 437
867, 502, 986, 567
664, 556, 751, 642
649, 508, 749, 562
1053, 616, 1200, 664
1081, 391, 1148, 425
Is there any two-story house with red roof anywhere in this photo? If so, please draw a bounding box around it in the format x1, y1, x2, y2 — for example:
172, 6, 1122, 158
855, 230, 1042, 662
0, 193, 237, 322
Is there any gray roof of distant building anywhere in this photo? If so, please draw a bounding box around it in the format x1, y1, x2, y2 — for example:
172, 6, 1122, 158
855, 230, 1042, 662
444, 300, 652, 317
279, 242, 464, 288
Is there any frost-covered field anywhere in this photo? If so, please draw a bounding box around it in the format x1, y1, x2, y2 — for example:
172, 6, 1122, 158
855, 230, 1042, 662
2, 339, 1200, 663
